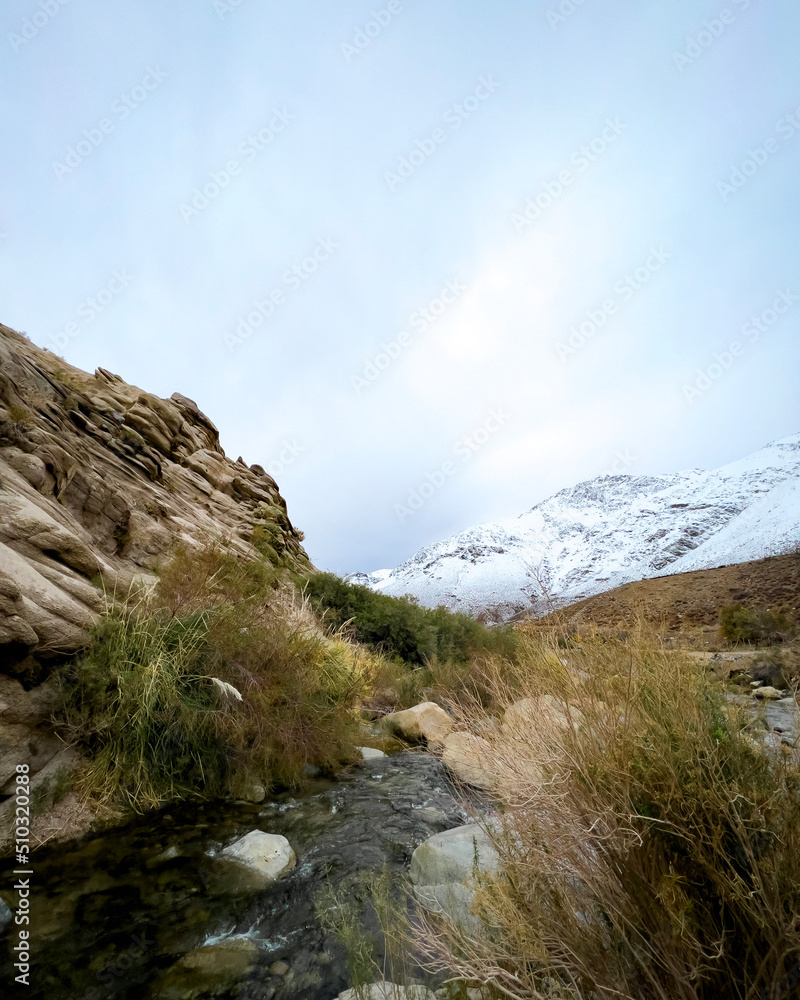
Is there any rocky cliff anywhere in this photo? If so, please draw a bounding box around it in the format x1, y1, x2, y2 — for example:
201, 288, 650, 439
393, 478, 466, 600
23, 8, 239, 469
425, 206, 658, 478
0, 323, 310, 680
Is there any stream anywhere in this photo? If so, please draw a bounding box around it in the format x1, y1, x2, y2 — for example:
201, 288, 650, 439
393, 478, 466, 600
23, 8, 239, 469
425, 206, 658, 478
1, 752, 472, 1000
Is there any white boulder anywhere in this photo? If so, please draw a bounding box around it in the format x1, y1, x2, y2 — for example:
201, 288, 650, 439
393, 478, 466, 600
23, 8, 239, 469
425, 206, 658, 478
217, 830, 296, 888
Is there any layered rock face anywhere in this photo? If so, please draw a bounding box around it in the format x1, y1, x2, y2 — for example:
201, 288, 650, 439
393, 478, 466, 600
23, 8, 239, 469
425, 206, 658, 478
0, 324, 310, 679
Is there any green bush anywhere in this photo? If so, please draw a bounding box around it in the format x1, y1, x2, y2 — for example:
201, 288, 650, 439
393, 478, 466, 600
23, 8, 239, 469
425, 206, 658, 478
57, 547, 370, 810
304, 572, 516, 668
719, 604, 794, 645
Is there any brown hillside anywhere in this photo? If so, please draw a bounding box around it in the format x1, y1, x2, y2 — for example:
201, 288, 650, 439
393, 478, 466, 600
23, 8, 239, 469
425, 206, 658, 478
524, 552, 800, 646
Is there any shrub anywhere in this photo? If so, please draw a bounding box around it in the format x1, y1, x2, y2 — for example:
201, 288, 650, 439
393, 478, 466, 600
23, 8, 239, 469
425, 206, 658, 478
719, 604, 794, 645
304, 572, 517, 668
416, 633, 800, 1000
57, 546, 371, 809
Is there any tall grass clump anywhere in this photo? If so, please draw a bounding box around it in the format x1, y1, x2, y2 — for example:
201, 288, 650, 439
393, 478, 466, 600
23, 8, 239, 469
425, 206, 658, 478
57, 545, 374, 809
416, 631, 800, 1000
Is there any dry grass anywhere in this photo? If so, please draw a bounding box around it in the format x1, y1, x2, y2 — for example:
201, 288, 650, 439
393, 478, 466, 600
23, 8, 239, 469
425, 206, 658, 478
416, 630, 800, 1000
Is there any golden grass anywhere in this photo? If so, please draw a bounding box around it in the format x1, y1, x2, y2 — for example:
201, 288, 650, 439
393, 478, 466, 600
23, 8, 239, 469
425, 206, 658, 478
415, 630, 800, 1000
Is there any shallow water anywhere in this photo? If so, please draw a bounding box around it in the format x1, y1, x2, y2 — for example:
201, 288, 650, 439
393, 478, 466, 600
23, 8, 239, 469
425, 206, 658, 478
0, 753, 470, 1000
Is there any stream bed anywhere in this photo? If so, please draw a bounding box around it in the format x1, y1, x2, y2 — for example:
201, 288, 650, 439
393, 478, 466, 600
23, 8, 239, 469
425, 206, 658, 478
1, 752, 472, 1000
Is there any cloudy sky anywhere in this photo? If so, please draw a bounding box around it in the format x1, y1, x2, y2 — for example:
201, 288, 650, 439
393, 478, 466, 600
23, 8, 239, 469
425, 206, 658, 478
2, 0, 798, 574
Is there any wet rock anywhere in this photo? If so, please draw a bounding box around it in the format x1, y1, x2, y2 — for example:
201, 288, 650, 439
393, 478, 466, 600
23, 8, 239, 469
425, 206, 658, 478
217, 830, 296, 887
269, 959, 290, 976
764, 698, 799, 745
378, 703, 453, 744
148, 937, 259, 999
358, 746, 387, 761
0, 895, 11, 932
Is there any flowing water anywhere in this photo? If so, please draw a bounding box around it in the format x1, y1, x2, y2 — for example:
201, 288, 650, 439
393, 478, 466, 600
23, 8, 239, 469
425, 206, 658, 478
1, 752, 472, 1000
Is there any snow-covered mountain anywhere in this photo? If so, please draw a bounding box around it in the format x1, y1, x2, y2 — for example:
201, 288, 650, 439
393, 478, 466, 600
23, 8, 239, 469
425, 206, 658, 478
352, 434, 800, 621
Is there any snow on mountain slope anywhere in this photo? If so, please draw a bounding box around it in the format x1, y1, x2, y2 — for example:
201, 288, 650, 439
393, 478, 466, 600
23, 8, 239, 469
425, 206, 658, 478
361, 434, 800, 621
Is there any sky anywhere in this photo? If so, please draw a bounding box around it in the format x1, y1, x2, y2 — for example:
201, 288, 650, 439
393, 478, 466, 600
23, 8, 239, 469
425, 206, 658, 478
1, 0, 799, 576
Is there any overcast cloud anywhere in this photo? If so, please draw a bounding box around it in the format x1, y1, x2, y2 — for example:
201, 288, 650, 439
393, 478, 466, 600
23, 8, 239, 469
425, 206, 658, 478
1, 0, 798, 574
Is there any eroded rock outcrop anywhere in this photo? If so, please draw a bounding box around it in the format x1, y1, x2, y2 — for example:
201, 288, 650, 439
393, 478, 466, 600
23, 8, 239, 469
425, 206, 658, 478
0, 324, 310, 680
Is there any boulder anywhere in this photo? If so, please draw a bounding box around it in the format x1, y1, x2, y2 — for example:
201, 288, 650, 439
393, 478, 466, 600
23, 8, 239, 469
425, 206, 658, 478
409, 824, 499, 931
441, 732, 497, 792
358, 746, 387, 760
335, 983, 435, 1000
753, 686, 785, 701
378, 703, 453, 744
764, 698, 799, 746
217, 830, 296, 888
148, 937, 259, 999
503, 694, 584, 736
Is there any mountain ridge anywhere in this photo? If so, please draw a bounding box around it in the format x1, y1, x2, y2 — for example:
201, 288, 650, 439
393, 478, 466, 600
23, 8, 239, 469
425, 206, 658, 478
353, 434, 800, 621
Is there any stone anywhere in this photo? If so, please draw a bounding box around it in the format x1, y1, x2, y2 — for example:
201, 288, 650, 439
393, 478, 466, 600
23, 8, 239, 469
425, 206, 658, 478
149, 937, 259, 999
0, 896, 12, 932
763, 698, 799, 746
269, 960, 290, 976
335, 983, 435, 1000
753, 687, 785, 701
357, 746, 387, 760
409, 824, 499, 930
217, 830, 296, 887
503, 695, 584, 736
378, 703, 453, 744
441, 732, 497, 791
242, 783, 266, 803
